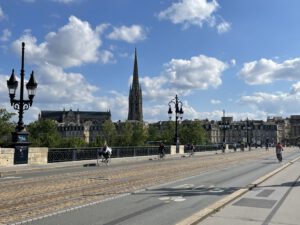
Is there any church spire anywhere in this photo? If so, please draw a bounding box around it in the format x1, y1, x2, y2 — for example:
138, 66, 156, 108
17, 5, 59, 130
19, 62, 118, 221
128, 48, 143, 122
133, 48, 139, 85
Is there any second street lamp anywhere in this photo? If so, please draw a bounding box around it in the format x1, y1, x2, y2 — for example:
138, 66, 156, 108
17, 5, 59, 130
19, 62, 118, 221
219, 110, 230, 153
7, 42, 38, 164
168, 94, 183, 153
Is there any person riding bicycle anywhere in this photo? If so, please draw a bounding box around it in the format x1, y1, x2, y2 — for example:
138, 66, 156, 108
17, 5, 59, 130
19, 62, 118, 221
275, 142, 283, 162
98, 143, 112, 161
158, 142, 165, 159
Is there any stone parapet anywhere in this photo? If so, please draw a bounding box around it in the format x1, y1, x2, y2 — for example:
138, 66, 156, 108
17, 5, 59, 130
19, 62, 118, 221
28, 147, 48, 165
0, 148, 14, 166
170, 145, 185, 155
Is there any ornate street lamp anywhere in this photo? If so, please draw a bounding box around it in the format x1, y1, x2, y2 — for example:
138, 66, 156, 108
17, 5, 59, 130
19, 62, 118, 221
168, 94, 183, 153
219, 110, 230, 153
246, 117, 252, 150
7, 42, 38, 164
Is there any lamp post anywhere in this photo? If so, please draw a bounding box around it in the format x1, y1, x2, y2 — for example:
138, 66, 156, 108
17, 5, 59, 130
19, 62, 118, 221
219, 110, 230, 153
168, 95, 183, 153
7, 42, 38, 164
246, 118, 252, 150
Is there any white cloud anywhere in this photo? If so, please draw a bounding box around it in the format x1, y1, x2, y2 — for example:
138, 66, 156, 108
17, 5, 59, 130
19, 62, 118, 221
217, 21, 231, 34
211, 99, 221, 104
140, 55, 227, 104
238, 90, 300, 116
107, 25, 147, 43
162, 55, 227, 90
99, 50, 115, 64
0, 29, 11, 42
158, 0, 218, 26
12, 16, 108, 68
238, 57, 300, 85
158, 0, 229, 33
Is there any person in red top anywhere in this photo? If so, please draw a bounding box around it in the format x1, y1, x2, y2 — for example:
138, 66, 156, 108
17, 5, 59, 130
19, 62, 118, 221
275, 142, 283, 162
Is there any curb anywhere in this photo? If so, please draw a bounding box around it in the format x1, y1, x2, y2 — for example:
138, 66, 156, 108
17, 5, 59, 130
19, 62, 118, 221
176, 156, 300, 225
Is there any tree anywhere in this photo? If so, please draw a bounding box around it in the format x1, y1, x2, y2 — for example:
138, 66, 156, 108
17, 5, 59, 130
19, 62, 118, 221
101, 120, 117, 146
131, 122, 147, 146
27, 119, 61, 147
116, 121, 133, 146
59, 137, 86, 148
160, 121, 175, 144
0, 108, 15, 146
179, 120, 206, 145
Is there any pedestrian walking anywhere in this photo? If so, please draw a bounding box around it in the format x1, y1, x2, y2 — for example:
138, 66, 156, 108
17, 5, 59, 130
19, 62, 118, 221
158, 142, 165, 159
189, 143, 195, 156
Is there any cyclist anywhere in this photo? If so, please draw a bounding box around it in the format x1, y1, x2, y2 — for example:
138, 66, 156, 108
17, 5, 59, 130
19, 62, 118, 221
98, 144, 112, 164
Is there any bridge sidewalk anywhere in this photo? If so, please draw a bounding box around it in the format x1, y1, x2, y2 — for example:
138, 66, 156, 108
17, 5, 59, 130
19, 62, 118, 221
191, 157, 300, 225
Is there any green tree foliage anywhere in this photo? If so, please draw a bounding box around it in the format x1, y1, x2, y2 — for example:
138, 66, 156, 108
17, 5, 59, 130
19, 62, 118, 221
27, 119, 62, 147
131, 122, 147, 146
116, 121, 133, 146
59, 137, 86, 148
160, 121, 175, 144
179, 120, 206, 145
0, 108, 15, 146
102, 120, 117, 146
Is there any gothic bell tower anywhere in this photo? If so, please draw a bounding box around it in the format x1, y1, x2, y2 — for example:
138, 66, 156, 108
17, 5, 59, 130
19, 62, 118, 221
128, 48, 143, 121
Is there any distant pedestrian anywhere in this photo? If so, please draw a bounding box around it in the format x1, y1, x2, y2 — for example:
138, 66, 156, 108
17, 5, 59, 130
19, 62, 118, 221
189, 143, 195, 156
158, 142, 165, 159
275, 142, 283, 162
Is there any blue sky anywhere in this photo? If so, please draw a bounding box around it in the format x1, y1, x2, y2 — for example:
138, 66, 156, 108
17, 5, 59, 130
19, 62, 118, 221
1, 0, 300, 123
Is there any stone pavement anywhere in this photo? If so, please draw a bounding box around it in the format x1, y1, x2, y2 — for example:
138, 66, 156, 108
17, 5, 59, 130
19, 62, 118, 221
179, 156, 300, 225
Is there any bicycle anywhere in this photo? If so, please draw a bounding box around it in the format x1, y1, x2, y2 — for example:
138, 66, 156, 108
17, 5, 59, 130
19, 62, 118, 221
97, 153, 111, 166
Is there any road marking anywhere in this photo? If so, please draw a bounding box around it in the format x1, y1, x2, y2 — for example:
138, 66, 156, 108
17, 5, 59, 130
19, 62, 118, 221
158, 196, 186, 202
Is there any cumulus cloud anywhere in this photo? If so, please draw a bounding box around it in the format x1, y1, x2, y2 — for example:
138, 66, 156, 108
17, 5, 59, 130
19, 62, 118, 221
140, 55, 227, 103
0, 29, 11, 42
107, 25, 147, 43
238, 90, 300, 116
238, 57, 300, 85
162, 55, 227, 89
158, 0, 230, 33
12, 16, 106, 68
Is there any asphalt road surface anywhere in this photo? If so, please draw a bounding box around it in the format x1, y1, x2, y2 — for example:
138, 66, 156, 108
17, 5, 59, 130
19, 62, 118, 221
23, 149, 300, 225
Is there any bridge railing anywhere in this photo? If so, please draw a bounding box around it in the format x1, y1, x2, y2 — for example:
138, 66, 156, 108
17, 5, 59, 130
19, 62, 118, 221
48, 146, 171, 163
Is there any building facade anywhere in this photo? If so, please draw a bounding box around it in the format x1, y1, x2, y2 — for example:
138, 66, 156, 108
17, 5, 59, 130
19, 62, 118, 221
128, 48, 143, 122
39, 109, 111, 143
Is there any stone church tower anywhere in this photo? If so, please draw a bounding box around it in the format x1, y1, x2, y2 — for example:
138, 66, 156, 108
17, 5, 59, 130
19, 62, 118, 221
128, 48, 143, 121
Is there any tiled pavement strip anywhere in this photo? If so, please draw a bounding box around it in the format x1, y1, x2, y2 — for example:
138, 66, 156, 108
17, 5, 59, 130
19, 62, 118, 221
177, 155, 300, 225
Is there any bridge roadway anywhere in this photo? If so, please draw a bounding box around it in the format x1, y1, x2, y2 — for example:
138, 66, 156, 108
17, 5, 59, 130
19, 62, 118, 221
0, 148, 299, 225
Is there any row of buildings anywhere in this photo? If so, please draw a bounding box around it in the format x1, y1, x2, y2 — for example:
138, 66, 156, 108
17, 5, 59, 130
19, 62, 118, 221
39, 49, 300, 146
39, 107, 300, 146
